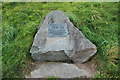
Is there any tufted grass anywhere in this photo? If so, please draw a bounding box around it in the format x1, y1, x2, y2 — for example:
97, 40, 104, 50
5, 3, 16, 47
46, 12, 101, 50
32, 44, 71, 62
2, 2, 119, 78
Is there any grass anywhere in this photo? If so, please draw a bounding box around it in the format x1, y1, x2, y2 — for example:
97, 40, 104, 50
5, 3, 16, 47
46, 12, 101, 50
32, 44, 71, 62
2, 2, 119, 78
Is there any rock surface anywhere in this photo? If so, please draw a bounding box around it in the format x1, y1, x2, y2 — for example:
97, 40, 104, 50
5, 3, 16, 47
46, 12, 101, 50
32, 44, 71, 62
26, 62, 92, 78
30, 10, 97, 63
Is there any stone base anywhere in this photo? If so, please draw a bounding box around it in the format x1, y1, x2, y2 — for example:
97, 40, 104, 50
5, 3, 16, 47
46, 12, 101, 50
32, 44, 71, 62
26, 62, 92, 78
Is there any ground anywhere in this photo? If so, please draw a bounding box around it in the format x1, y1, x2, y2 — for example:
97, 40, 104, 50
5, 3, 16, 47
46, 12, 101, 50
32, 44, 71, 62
2, 2, 119, 78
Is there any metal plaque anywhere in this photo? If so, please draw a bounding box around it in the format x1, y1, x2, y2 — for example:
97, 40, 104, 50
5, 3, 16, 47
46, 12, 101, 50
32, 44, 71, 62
48, 23, 68, 37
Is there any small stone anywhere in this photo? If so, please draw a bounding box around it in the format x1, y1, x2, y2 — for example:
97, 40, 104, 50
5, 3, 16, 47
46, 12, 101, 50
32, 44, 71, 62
30, 10, 97, 63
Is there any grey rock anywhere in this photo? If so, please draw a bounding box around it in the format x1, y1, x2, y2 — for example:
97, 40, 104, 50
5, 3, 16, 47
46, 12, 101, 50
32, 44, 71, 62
30, 10, 97, 63
26, 62, 91, 78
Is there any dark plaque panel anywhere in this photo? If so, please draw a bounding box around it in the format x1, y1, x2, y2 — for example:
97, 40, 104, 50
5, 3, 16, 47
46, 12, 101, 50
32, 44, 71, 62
48, 23, 68, 37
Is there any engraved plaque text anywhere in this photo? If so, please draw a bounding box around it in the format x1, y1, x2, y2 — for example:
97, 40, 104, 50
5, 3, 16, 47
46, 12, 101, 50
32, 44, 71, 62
48, 23, 68, 37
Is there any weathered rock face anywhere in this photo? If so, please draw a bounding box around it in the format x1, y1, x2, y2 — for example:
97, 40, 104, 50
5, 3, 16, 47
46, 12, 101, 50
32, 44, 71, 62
30, 10, 97, 63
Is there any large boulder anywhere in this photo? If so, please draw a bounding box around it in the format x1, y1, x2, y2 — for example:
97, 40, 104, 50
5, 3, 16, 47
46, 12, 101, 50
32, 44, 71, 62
30, 10, 97, 63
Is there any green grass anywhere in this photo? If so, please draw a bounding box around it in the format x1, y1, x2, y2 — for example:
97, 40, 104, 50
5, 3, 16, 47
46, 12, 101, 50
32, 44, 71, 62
2, 2, 119, 78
